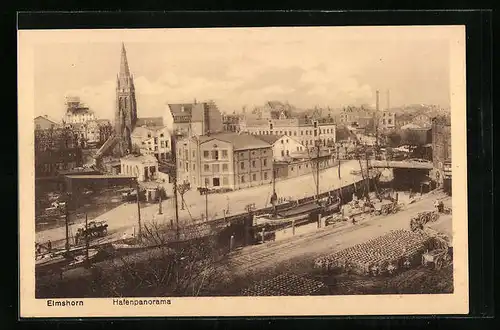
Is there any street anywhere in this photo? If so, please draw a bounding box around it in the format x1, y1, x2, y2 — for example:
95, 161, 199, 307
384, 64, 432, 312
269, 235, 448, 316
36, 160, 365, 246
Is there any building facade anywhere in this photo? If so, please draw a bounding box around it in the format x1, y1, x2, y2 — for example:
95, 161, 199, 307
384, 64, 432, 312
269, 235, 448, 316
84, 119, 112, 146
222, 113, 241, 132
240, 118, 336, 149
176, 133, 273, 190
165, 101, 223, 138
120, 154, 159, 182
63, 96, 97, 125
131, 125, 171, 161
35, 115, 60, 130
254, 134, 306, 161
377, 111, 396, 130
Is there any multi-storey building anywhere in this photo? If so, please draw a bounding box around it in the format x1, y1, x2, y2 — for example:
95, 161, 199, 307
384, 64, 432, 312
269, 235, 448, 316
239, 117, 336, 148
63, 96, 97, 125
254, 134, 305, 161
222, 113, 241, 132
337, 107, 374, 128
131, 124, 171, 161
377, 111, 396, 130
164, 101, 223, 138
176, 132, 273, 190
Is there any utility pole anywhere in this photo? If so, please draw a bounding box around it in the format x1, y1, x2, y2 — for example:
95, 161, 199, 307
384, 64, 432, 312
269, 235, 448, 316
337, 146, 342, 203
315, 140, 321, 199
136, 180, 142, 240
173, 176, 180, 240
65, 192, 71, 253
158, 186, 163, 214
204, 180, 208, 221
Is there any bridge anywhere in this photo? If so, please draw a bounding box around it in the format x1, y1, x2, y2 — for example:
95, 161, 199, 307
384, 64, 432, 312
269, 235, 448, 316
369, 160, 433, 170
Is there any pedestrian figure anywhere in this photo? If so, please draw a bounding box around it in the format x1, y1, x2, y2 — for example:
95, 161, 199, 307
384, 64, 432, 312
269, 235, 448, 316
47, 240, 52, 252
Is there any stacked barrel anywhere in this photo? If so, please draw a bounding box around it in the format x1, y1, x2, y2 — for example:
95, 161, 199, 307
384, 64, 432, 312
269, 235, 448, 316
242, 274, 326, 296
314, 230, 432, 276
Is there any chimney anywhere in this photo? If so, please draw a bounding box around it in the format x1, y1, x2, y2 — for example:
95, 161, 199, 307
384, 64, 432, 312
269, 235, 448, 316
194, 98, 197, 104
376, 90, 380, 112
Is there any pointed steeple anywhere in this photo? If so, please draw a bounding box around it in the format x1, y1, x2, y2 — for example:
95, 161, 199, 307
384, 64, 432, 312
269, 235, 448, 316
119, 42, 130, 77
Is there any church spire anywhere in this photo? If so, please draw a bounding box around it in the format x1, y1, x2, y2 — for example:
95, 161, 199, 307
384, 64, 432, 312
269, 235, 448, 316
119, 42, 130, 77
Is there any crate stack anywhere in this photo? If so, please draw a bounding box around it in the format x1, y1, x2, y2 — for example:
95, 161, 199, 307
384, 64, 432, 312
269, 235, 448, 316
314, 230, 433, 276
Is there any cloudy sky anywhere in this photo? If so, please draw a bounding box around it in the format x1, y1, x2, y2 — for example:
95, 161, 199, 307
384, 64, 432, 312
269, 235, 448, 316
32, 26, 455, 121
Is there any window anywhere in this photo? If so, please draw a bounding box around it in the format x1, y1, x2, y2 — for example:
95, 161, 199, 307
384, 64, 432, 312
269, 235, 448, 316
212, 150, 219, 160
222, 150, 228, 158
240, 162, 245, 170
270, 123, 273, 130
155, 146, 158, 151
252, 160, 256, 168
193, 164, 196, 171
263, 159, 267, 166
185, 162, 188, 171
222, 164, 228, 172
192, 150, 195, 158
252, 174, 256, 181
148, 133, 151, 138
301, 130, 303, 135
203, 151, 209, 158
286, 150, 289, 156
388, 119, 393, 124
241, 176, 245, 183
291, 167, 294, 171
281, 150, 285, 157
205, 178, 210, 186
297, 146, 299, 151
281, 140, 284, 144
222, 177, 229, 185
286, 139, 289, 143
154, 137, 158, 144
288, 131, 292, 135
213, 164, 220, 173
160, 133, 164, 137
204, 164, 209, 172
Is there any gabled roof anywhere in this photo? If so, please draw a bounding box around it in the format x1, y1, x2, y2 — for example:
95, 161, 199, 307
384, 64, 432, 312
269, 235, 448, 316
197, 132, 272, 151
168, 103, 205, 118
253, 134, 283, 145
34, 115, 59, 125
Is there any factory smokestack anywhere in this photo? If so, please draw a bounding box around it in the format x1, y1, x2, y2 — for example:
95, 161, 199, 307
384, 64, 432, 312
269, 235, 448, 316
376, 90, 380, 112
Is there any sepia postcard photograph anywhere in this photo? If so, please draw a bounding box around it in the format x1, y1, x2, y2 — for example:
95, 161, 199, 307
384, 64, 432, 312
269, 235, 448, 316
18, 25, 468, 317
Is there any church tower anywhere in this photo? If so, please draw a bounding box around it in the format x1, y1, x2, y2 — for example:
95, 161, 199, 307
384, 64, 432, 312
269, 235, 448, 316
114, 43, 138, 154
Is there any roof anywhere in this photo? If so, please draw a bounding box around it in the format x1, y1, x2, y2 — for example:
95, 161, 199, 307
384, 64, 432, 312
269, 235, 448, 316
136, 117, 164, 127
34, 115, 60, 125
121, 154, 158, 163
197, 132, 272, 151
253, 134, 284, 144
168, 103, 205, 119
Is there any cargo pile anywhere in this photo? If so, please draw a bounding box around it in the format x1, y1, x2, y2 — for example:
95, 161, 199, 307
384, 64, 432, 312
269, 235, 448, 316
314, 230, 433, 276
410, 211, 440, 231
242, 274, 326, 296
